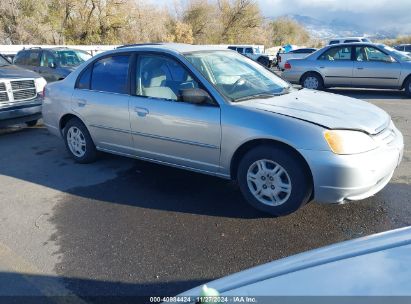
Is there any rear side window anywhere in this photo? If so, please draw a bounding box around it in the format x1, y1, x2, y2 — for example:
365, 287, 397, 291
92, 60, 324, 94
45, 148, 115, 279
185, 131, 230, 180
319, 46, 352, 61
405, 46, 411, 52
245, 48, 253, 54
14, 51, 28, 65
228, 46, 236, 51
77, 66, 92, 89
236, 48, 244, 54
26, 51, 40, 66
90, 55, 130, 94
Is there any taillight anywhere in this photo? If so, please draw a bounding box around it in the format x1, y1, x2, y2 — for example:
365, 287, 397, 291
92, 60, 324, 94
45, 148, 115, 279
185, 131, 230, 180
284, 62, 291, 69
41, 85, 46, 97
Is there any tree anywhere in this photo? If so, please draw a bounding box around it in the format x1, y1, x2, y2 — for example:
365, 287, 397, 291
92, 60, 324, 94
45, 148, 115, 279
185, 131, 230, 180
268, 17, 311, 46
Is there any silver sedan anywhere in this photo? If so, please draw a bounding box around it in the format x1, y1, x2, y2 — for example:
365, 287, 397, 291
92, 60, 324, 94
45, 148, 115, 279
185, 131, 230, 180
282, 43, 411, 96
42, 44, 404, 216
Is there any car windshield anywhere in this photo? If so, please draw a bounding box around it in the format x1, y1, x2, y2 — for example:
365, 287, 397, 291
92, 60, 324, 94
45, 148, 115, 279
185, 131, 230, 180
382, 45, 411, 61
184, 50, 291, 102
0, 55, 10, 66
52, 50, 92, 67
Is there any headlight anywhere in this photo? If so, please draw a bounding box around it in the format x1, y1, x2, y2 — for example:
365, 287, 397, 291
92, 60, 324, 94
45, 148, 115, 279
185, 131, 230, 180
34, 77, 47, 94
324, 130, 378, 154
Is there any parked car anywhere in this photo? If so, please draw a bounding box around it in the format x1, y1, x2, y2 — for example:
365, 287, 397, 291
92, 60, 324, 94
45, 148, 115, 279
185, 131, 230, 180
0, 54, 46, 127
14, 47, 92, 83
228, 45, 275, 68
180, 226, 411, 298
277, 48, 317, 70
282, 43, 411, 96
42, 43, 403, 216
394, 44, 411, 55
328, 36, 372, 45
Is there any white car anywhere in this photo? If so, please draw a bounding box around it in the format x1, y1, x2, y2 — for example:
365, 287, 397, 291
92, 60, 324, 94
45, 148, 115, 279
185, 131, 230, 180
277, 48, 317, 70
328, 36, 372, 45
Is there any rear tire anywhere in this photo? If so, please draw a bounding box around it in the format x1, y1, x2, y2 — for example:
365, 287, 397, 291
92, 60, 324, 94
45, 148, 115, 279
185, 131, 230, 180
404, 77, 411, 97
63, 118, 97, 164
257, 57, 270, 68
237, 145, 313, 216
26, 119, 38, 127
301, 72, 324, 90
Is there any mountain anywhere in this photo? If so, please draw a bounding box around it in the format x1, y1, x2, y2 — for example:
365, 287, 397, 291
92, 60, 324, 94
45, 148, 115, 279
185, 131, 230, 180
283, 14, 397, 40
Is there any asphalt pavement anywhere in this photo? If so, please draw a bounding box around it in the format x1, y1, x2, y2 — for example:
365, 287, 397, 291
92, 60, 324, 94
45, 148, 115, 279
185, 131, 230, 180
0, 88, 410, 301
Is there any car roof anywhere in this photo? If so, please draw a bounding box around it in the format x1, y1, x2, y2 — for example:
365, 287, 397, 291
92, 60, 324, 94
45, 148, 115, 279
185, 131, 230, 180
112, 43, 230, 54
330, 37, 368, 40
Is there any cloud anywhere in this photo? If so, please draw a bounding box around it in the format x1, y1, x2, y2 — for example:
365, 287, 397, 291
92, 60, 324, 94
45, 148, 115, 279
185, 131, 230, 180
259, 0, 411, 34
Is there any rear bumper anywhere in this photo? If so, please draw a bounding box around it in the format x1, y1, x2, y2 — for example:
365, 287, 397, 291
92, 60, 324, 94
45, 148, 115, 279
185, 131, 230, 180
0, 97, 42, 127
282, 71, 303, 84
299, 127, 404, 204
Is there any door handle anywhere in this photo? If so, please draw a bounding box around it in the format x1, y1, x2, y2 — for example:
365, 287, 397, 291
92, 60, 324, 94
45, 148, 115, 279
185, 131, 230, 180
134, 107, 149, 117
356, 67, 364, 70
319, 66, 325, 69
77, 99, 87, 107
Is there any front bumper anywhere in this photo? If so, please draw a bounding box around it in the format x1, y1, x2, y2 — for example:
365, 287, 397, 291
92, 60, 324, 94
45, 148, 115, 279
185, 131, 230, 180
0, 96, 42, 127
299, 126, 404, 204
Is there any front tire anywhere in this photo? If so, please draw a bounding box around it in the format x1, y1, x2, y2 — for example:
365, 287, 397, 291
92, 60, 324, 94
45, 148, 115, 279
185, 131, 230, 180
63, 118, 97, 164
26, 119, 38, 127
404, 77, 411, 97
237, 145, 313, 216
301, 72, 324, 90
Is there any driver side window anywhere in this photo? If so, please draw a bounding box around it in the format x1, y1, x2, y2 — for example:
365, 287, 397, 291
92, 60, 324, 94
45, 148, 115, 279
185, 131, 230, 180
355, 46, 392, 62
136, 55, 199, 101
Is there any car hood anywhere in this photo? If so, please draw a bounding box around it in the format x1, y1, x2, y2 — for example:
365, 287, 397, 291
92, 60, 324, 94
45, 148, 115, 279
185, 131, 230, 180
0, 64, 41, 79
237, 89, 390, 135
180, 227, 411, 296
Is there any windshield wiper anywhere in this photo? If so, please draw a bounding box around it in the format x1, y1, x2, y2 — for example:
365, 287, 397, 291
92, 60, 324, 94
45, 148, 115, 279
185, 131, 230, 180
233, 93, 279, 102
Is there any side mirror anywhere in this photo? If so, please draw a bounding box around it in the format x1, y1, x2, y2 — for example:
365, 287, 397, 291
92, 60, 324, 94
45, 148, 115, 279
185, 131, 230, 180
48, 62, 56, 69
180, 88, 212, 105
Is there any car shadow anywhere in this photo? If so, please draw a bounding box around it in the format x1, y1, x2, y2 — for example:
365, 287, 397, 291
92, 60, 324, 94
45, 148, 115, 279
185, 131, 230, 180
325, 88, 410, 100
0, 271, 206, 302
0, 126, 265, 219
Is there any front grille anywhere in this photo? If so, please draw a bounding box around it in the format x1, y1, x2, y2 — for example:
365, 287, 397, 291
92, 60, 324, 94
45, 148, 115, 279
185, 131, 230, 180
0, 92, 8, 102
13, 88, 37, 101
11, 80, 35, 90
11, 79, 37, 101
0, 82, 8, 103
374, 124, 396, 146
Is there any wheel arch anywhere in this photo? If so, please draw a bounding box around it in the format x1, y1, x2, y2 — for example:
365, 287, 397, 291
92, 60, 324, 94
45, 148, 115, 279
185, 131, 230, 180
230, 139, 314, 194
401, 74, 411, 89
299, 71, 324, 86
59, 113, 86, 135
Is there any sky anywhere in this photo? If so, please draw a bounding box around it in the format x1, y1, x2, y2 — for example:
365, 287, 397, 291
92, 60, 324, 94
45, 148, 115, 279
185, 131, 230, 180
258, 0, 411, 34
155, 0, 411, 35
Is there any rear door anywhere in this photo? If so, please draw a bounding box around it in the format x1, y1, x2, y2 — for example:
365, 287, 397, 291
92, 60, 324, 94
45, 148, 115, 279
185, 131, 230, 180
352, 45, 401, 88
316, 45, 354, 86
71, 53, 134, 155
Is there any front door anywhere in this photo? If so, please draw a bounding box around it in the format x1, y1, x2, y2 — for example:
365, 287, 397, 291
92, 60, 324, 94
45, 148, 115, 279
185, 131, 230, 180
71, 54, 134, 155
129, 54, 221, 173
352, 46, 401, 88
